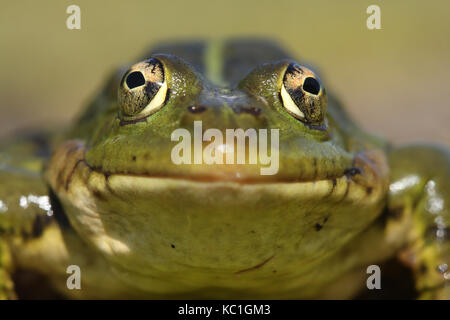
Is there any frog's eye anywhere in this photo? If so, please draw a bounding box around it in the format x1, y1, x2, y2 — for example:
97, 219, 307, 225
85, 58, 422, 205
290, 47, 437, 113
280, 63, 327, 127
118, 58, 168, 119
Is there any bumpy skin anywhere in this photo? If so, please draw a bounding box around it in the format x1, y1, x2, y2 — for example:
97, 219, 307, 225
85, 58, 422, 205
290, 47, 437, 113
387, 145, 450, 299
0, 39, 449, 299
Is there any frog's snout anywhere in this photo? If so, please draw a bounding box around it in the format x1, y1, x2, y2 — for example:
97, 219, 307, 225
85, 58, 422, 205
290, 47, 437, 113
186, 103, 263, 118
181, 104, 269, 131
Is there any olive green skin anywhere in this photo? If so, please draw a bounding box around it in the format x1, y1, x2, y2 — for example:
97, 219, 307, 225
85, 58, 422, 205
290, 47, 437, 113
0, 40, 449, 299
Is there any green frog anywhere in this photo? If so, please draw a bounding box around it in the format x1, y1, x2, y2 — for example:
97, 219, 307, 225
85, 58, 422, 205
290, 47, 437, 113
0, 39, 449, 299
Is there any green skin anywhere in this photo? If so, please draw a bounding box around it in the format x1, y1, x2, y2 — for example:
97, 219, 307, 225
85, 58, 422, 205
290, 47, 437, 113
0, 39, 449, 299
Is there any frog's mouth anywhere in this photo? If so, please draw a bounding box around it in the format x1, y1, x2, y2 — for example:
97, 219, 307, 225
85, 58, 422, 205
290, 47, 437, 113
47, 139, 388, 203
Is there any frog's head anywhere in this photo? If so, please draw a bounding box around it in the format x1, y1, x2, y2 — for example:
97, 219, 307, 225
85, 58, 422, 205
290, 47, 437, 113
80, 54, 345, 182
46, 52, 390, 296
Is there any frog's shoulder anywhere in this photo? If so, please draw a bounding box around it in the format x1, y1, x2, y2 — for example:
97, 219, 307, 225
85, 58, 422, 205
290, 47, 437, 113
0, 130, 62, 241
0, 130, 54, 174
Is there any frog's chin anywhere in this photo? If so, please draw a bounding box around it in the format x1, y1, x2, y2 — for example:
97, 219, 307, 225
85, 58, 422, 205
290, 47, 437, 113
58, 170, 388, 298
59, 170, 386, 297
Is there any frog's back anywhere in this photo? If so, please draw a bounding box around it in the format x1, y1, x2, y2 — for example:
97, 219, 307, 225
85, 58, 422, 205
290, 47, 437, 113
146, 39, 292, 85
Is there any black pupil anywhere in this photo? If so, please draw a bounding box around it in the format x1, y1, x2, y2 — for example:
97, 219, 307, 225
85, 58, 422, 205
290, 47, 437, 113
126, 71, 146, 89
303, 77, 320, 95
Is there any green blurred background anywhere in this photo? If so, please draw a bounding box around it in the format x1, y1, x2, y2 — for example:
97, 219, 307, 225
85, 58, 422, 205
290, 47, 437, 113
0, 0, 449, 145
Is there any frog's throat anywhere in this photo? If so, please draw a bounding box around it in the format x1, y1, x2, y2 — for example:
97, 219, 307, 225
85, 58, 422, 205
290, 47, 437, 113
45, 140, 390, 204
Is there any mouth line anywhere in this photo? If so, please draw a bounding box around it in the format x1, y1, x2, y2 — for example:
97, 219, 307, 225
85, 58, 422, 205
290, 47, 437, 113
87, 161, 360, 185
90, 166, 366, 208
50, 140, 366, 201
84, 147, 361, 184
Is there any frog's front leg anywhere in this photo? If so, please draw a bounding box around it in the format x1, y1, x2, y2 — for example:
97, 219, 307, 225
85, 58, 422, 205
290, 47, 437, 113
0, 239, 15, 299
0, 133, 57, 299
388, 144, 450, 299
0, 167, 55, 299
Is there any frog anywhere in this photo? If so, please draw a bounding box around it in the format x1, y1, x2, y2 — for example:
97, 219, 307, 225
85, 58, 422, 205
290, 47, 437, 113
0, 39, 449, 299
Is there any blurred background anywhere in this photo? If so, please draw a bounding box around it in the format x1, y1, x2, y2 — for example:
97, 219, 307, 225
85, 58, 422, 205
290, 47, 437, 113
0, 0, 448, 146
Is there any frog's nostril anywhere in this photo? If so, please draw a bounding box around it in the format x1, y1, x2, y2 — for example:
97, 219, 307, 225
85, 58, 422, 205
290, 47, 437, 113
187, 105, 207, 114
126, 71, 146, 89
303, 77, 320, 95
